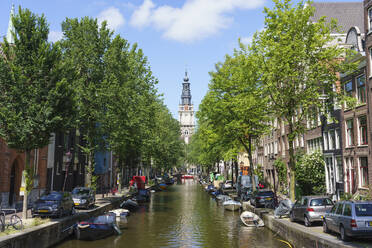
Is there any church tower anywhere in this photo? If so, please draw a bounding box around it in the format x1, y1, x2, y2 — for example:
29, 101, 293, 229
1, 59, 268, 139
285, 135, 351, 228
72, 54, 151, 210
178, 71, 195, 144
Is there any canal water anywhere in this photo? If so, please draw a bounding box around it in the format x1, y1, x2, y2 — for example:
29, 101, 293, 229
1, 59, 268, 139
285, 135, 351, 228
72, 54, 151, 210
57, 180, 287, 248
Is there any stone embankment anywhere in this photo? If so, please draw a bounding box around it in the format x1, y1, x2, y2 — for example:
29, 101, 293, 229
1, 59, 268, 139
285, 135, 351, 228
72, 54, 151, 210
242, 202, 370, 248
0, 194, 127, 248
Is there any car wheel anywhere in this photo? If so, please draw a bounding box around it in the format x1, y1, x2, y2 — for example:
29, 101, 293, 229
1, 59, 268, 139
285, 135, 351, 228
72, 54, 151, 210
290, 212, 295, 222
323, 220, 329, 233
304, 216, 311, 227
340, 225, 349, 241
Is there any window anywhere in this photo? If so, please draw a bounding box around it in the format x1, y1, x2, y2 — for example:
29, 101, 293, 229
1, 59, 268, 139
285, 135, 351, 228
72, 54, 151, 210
357, 75, 366, 103
360, 157, 369, 187
346, 119, 354, 146
336, 157, 343, 182
336, 204, 344, 215
324, 198, 333, 206
369, 8, 372, 32
358, 116, 368, 145
343, 204, 352, 216
323, 132, 328, 150
329, 130, 335, 150
345, 80, 353, 108
335, 129, 340, 149
345, 81, 353, 96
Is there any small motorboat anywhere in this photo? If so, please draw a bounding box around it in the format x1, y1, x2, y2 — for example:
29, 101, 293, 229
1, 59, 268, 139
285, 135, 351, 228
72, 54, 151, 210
75, 212, 121, 241
240, 211, 264, 227
205, 184, 215, 193
181, 175, 194, 179
223, 180, 233, 190
211, 191, 220, 197
223, 200, 242, 211
110, 209, 130, 229
110, 209, 130, 218
158, 183, 167, 190
216, 194, 231, 202
120, 199, 139, 211
136, 189, 150, 203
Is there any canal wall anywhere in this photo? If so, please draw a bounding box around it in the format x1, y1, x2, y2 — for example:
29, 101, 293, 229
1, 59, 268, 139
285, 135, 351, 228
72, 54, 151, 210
0, 196, 125, 248
242, 203, 362, 248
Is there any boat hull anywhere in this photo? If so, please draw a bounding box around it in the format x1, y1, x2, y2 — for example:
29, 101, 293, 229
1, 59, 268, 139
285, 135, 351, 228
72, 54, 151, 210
240, 211, 264, 227
223, 200, 242, 211
76, 224, 115, 241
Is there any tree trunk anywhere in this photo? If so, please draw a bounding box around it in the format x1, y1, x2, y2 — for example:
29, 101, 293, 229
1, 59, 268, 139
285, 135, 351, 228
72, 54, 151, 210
247, 136, 257, 191
231, 160, 234, 184
288, 122, 296, 202
22, 150, 32, 220
235, 160, 239, 183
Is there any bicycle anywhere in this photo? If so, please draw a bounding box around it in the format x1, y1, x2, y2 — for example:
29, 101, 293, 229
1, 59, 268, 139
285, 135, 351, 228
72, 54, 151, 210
0, 207, 23, 232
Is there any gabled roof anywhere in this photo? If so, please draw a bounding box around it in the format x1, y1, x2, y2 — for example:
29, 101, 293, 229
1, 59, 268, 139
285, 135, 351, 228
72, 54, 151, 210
310, 2, 363, 33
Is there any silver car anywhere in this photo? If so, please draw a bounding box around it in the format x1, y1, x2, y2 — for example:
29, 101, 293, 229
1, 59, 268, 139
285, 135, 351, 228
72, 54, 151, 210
290, 196, 334, 227
322, 201, 372, 241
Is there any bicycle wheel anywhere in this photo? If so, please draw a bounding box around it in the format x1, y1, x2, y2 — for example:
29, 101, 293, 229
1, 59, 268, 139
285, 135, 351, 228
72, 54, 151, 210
10, 215, 23, 230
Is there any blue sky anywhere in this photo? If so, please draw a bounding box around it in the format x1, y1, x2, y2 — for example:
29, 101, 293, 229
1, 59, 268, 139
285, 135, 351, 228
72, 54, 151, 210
0, 0, 361, 118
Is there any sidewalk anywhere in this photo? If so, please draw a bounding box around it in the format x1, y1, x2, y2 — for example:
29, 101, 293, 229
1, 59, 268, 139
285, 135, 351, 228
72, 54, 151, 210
242, 202, 372, 248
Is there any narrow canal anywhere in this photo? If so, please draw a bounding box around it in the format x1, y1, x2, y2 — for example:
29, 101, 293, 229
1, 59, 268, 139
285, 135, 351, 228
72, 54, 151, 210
57, 180, 287, 248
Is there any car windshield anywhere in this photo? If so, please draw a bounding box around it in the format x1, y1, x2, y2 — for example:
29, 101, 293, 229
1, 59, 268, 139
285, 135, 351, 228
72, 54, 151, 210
40, 192, 62, 201
72, 188, 90, 195
310, 198, 325, 207
355, 204, 372, 217
258, 191, 273, 196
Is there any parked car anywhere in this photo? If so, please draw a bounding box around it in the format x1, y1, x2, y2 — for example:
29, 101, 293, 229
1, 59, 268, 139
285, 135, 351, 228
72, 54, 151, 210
250, 190, 276, 208
290, 196, 334, 227
72, 187, 95, 209
322, 201, 372, 241
32, 191, 75, 218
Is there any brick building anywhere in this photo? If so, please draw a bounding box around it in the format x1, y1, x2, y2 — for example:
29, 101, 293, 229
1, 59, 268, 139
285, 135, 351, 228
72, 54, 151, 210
363, 0, 372, 189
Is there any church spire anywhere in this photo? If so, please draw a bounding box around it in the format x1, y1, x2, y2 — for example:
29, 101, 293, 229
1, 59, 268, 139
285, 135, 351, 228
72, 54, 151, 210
7, 5, 15, 44
181, 70, 191, 105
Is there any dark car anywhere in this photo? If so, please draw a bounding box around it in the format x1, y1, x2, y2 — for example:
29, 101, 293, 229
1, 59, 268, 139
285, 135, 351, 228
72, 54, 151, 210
72, 187, 95, 209
250, 190, 276, 208
323, 201, 372, 241
290, 196, 334, 227
32, 191, 75, 218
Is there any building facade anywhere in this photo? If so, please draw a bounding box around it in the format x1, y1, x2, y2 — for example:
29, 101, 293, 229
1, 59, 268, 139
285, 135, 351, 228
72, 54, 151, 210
363, 0, 372, 189
178, 71, 195, 144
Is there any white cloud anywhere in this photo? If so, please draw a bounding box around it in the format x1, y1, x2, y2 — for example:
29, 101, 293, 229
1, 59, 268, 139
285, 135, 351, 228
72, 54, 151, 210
98, 7, 125, 31
130, 0, 154, 28
49, 31, 63, 42
130, 0, 265, 43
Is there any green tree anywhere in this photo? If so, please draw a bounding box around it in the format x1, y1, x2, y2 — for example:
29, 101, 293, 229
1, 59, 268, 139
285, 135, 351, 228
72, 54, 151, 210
254, 0, 353, 201
295, 151, 326, 196
199, 43, 271, 189
0, 7, 75, 219
59, 17, 112, 188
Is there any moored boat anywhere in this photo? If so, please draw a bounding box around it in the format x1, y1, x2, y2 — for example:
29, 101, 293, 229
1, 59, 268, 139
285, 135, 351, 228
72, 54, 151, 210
240, 211, 264, 227
120, 199, 139, 211
223, 200, 242, 211
216, 194, 231, 202
181, 175, 194, 179
75, 212, 120, 241
158, 183, 167, 190
110, 209, 130, 229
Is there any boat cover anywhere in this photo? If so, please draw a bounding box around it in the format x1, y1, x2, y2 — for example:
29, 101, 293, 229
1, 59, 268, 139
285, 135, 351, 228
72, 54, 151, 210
274, 199, 293, 218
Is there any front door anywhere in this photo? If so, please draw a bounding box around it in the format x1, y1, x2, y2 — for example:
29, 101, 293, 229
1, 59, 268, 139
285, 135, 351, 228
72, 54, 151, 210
8, 165, 16, 206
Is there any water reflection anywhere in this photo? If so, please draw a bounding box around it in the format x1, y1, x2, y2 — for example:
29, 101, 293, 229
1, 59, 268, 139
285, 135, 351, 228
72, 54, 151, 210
56, 180, 286, 248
